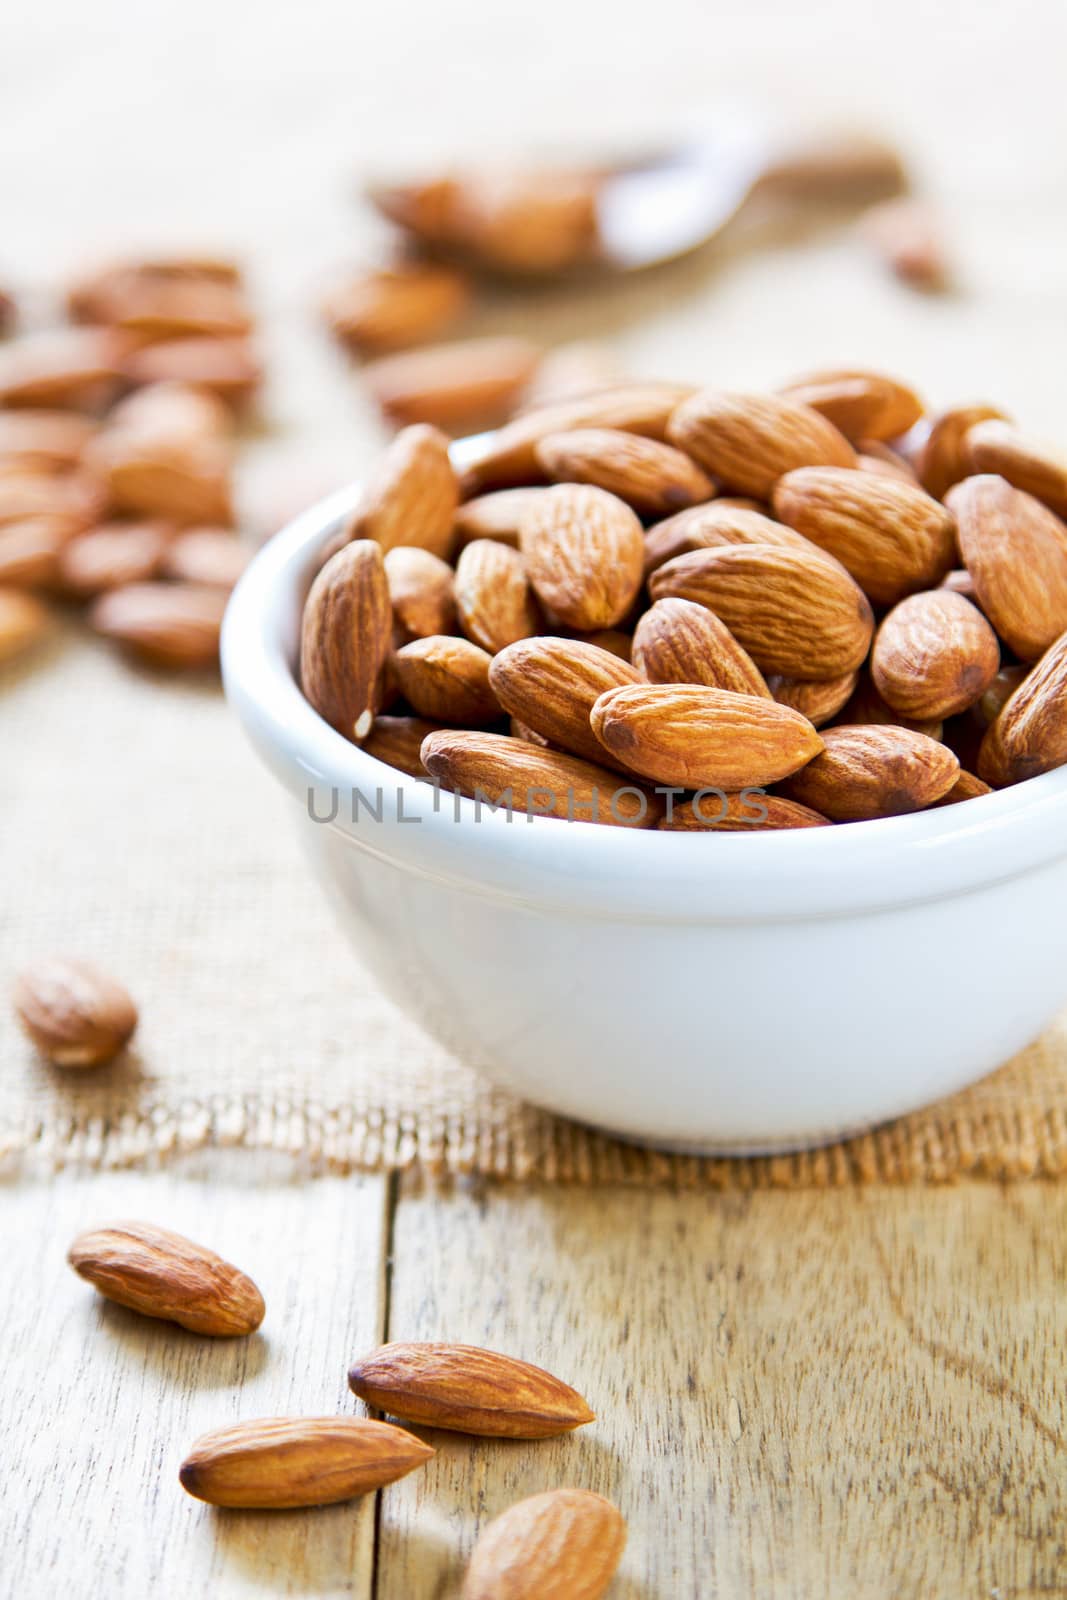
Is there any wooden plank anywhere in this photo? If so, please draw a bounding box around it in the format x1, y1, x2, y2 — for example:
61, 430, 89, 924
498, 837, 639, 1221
377, 1180, 1067, 1598
0, 1160, 390, 1599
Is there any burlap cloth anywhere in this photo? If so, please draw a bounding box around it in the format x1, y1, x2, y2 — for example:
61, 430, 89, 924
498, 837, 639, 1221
3, 621, 1066, 1186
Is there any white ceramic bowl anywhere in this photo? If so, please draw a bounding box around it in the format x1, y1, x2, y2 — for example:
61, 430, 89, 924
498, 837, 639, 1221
223, 450, 1067, 1154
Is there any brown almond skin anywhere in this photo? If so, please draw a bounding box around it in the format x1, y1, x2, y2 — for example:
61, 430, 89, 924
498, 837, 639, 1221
768, 671, 858, 729
385, 546, 457, 641
872, 590, 1000, 721
914, 404, 1009, 499
772, 467, 956, 605
460, 382, 696, 494
454, 487, 550, 549
781, 725, 960, 820
534, 427, 715, 518
0, 586, 51, 662
941, 567, 979, 604
88, 429, 234, 526
346, 424, 458, 558
362, 715, 446, 778
300, 541, 391, 739
323, 263, 470, 356
978, 631, 1067, 788
978, 663, 1029, 726
489, 636, 640, 763
778, 369, 923, 442
0, 327, 125, 410
962, 420, 1067, 520
13, 956, 137, 1066
119, 337, 262, 410
68, 1221, 264, 1335
632, 598, 770, 698
643, 502, 815, 576
160, 527, 249, 591
837, 670, 943, 741
455, 539, 542, 652
462, 1489, 626, 1600
519, 484, 644, 630
0, 515, 81, 587
421, 731, 661, 828
393, 635, 499, 724
659, 793, 830, 831
0, 409, 97, 470
856, 442, 918, 484
180, 1417, 433, 1508
931, 770, 993, 807
667, 389, 856, 498
363, 337, 541, 432
650, 543, 874, 680
949, 475, 1067, 661
91, 582, 228, 669
58, 521, 171, 597
348, 1341, 595, 1438
590, 682, 824, 789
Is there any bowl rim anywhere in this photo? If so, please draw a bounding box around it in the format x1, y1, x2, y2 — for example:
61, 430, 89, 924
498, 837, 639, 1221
222, 438, 1067, 921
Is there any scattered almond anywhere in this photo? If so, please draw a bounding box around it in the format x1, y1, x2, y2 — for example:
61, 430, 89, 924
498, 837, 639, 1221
0, 515, 78, 587
519, 341, 624, 410
0, 586, 51, 663
91, 581, 228, 669
14, 956, 137, 1066
462, 1489, 626, 1600
68, 1220, 263, 1334
58, 521, 171, 596
160, 527, 249, 590
179, 1417, 433, 1508
119, 337, 262, 409
862, 197, 949, 290
0, 327, 125, 411
364, 337, 541, 432
324, 262, 471, 355
0, 409, 97, 470
782, 725, 960, 820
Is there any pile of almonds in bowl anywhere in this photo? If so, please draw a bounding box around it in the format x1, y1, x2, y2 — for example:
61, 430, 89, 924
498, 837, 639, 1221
297, 370, 1067, 831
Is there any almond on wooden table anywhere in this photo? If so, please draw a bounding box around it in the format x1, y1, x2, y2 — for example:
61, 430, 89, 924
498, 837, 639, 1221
363, 336, 541, 432
346, 423, 458, 558
393, 634, 499, 724
180, 1418, 433, 1508
534, 427, 715, 518
488, 635, 640, 763
871, 589, 1000, 720
0, 586, 51, 663
92, 581, 229, 669
57, 520, 171, 596
978, 630, 1067, 788
518, 483, 644, 630
632, 597, 770, 697
962, 419, 1067, 520
454, 538, 541, 652
362, 714, 446, 778
948, 475, 1067, 660
300, 540, 391, 740
323, 262, 471, 356
462, 1489, 626, 1600
667, 389, 856, 498
912, 404, 1009, 499
781, 724, 960, 820
772, 467, 956, 605
421, 730, 662, 827
591, 682, 823, 789
659, 792, 830, 831
13, 955, 136, 1066
777, 369, 923, 442
68, 1220, 264, 1334
348, 1341, 595, 1437
649, 543, 874, 679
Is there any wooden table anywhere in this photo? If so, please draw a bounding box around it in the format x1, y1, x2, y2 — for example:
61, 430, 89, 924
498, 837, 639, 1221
4, 0, 1067, 1593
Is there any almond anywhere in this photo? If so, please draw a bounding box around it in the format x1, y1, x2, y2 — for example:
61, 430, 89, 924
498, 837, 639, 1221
180, 1417, 433, 1508
68, 1220, 264, 1334
643, 502, 816, 576
453, 487, 549, 549
564, 627, 632, 662
0, 467, 105, 530
856, 440, 918, 483
978, 630, 1067, 787
119, 337, 262, 409
87, 428, 234, 526
962, 419, 1067, 520
772, 467, 955, 604
462, 1489, 626, 1600
107, 278, 252, 344
0, 409, 97, 470
862, 197, 949, 290
872, 590, 1000, 720
455, 539, 541, 652
460, 382, 696, 494
767, 670, 858, 728
632, 598, 770, 697
160, 527, 249, 590
300, 540, 392, 740
364, 337, 541, 432
58, 521, 171, 596
323, 262, 471, 355
948, 475, 1067, 660
978, 663, 1029, 725
931, 770, 993, 807
590, 682, 823, 788
667, 389, 856, 498
0, 515, 78, 587
420, 729, 661, 827
488, 636, 640, 762
13, 955, 135, 1066
106, 380, 232, 444
518, 484, 643, 630
385, 546, 457, 640
346, 424, 458, 558
91, 581, 228, 669
837, 670, 944, 741
68, 256, 243, 324
534, 427, 714, 517
0, 327, 125, 410
393, 634, 499, 724
348, 1341, 595, 1437
649, 543, 874, 679
0, 586, 51, 663
659, 792, 830, 830
778, 369, 922, 442
781, 724, 960, 820
362, 714, 446, 777
913, 404, 1009, 499
940, 567, 979, 604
